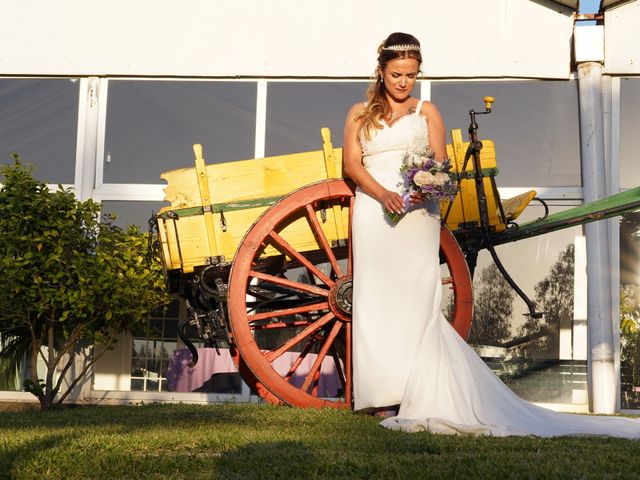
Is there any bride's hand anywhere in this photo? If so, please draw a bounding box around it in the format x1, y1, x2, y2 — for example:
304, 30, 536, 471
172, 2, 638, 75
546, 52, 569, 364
378, 190, 405, 215
408, 191, 424, 206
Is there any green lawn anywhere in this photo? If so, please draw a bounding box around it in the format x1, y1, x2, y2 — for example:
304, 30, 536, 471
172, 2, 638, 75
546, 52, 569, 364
2, 403, 640, 479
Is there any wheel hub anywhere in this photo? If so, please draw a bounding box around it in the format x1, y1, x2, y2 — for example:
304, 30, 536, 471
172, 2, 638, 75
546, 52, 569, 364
328, 274, 352, 322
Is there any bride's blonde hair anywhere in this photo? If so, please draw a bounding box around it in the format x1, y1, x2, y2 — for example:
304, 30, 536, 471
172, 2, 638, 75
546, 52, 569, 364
356, 32, 422, 141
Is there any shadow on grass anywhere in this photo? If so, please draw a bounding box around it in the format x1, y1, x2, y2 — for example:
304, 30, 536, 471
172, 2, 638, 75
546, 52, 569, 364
213, 431, 442, 479
0, 433, 73, 480
215, 440, 315, 479
0, 402, 264, 433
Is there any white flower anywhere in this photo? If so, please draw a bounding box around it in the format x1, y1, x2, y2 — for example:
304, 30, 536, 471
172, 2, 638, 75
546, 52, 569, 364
418, 155, 430, 166
433, 172, 450, 186
405, 152, 422, 167
414, 170, 435, 186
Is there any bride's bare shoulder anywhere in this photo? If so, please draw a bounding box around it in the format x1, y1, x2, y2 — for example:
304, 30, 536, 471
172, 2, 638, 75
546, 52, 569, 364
346, 102, 367, 120
419, 100, 444, 124
419, 100, 442, 116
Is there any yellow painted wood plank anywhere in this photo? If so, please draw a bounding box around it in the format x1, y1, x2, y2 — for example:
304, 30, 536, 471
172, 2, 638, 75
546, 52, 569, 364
502, 190, 537, 222
441, 132, 504, 232
193, 144, 219, 260
321, 127, 347, 243
161, 148, 344, 213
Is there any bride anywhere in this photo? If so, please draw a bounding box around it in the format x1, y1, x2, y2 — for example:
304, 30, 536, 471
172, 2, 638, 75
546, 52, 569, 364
342, 31, 640, 437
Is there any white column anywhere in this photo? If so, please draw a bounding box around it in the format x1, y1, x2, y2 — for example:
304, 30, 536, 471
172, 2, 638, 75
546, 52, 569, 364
578, 61, 616, 414
74, 77, 101, 201
254, 80, 267, 159
603, 74, 622, 410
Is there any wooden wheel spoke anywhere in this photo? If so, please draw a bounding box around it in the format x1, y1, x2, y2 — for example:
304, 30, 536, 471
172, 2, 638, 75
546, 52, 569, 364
305, 204, 343, 278
268, 231, 334, 286
283, 338, 316, 382
264, 312, 335, 363
247, 301, 329, 322
301, 321, 342, 393
251, 320, 312, 330
249, 270, 329, 297
310, 368, 321, 397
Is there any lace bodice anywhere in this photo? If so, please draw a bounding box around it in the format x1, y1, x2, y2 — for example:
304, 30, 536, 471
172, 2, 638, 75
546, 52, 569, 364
357, 100, 429, 191
359, 100, 429, 160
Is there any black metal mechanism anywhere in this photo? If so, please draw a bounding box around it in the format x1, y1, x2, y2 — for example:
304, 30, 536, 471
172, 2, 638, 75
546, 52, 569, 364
180, 264, 231, 362
532, 197, 550, 221
148, 211, 232, 366
448, 97, 543, 320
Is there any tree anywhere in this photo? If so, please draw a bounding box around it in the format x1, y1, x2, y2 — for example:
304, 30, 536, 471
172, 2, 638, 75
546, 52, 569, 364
467, 263, 514, 345
518, 244, 574, 359
0, 157, 168, 410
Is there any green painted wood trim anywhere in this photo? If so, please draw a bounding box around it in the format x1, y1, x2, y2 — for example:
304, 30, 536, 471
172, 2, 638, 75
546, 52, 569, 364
158, 195, 284, 219
451, 168, 499, 181
495, 187, 640, 245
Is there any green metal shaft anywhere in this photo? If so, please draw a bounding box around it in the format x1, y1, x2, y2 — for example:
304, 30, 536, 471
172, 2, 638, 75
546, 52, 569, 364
491, 187, 640, 246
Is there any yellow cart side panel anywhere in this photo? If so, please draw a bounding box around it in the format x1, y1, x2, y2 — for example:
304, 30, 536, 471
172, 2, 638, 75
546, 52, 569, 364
160, 148, 344, 213
158, 199, 351, 273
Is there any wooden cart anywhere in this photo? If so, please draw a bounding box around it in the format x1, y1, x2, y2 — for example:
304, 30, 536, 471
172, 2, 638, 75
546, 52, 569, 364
153, 99, 640, 408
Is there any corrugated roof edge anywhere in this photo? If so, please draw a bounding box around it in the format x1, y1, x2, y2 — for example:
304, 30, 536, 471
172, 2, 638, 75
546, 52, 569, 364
600, 0, 636, 10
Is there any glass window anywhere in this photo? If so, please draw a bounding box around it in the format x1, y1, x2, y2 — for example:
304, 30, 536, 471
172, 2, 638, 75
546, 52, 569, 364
128, 299, 243, 394
265, 82, 367, 156
130, 309, 177, 393
0, 78, 79, 184
432, 80, 581, 188
620, 211, 640, 408
100, 200, 168, 229
454, 202, 586, 405
103, 81, 257, 184
620, 78, 640, 189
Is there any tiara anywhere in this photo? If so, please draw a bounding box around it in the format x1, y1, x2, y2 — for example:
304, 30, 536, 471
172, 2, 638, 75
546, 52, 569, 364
381, 44, 421, 52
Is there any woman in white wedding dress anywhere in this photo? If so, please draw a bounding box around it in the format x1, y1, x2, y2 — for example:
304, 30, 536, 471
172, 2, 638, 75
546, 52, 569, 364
342, 32, 640, 437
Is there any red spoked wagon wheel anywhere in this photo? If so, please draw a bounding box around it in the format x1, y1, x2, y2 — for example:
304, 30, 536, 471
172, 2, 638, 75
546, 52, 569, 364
227, 179, 473, 408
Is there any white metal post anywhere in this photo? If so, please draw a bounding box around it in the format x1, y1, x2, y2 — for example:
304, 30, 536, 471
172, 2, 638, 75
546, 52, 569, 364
578, 61, 616, 413
74, 76, 101, 201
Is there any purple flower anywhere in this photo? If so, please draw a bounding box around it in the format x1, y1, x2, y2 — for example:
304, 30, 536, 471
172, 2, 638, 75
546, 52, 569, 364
387, 148, 459, 223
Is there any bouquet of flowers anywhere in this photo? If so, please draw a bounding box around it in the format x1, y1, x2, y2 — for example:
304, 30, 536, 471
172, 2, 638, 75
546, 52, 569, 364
386, 147, 458, 223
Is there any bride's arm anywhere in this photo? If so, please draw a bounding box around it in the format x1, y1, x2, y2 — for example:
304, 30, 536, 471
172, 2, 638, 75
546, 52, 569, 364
421, 101, 447, 161
343, 103, 405, 215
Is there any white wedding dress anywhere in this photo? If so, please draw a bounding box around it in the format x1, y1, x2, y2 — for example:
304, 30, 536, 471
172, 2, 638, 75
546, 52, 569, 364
351, 100, 640, 437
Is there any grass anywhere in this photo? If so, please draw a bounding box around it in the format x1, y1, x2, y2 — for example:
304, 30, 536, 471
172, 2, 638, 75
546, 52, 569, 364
2, 403, 640, 479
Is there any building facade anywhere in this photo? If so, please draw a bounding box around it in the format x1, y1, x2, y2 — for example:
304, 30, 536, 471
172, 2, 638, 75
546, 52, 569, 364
1, 0, 639, 412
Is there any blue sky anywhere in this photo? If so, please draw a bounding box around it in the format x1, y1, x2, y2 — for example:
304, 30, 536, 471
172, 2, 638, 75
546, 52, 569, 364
579, 0, 600, 13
